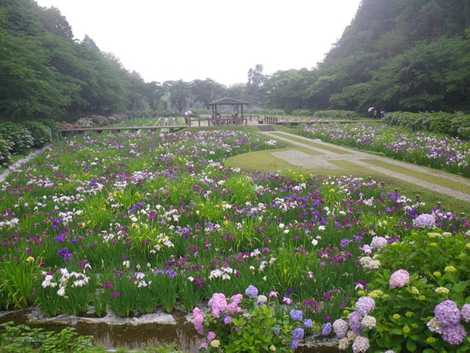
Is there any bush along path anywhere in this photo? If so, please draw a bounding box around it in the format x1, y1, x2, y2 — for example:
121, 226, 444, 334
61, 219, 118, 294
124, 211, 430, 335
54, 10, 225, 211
265, 131, 470, 204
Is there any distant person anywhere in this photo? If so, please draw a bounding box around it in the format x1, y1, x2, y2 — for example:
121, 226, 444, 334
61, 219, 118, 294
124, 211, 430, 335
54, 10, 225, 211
184, 110, 193, 125
368, 106, 376, 119
380, 109, 385, 120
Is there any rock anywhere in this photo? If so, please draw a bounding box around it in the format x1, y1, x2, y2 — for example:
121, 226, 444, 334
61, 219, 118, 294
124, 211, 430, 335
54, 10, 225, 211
301, 336, 339, 349
27, 307, 176, 326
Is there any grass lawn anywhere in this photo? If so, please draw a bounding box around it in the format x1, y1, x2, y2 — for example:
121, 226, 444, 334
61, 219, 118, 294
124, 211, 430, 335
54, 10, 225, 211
226, 148, 470, 214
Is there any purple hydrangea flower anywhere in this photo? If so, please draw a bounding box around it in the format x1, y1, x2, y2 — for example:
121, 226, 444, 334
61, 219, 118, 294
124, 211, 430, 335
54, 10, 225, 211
434, 300, 461, 326
245, 285, 259, 298
321, 322, 332, 336
355, 296, 375, 315
413, 214, 436, 228
290, 309, 303, 321
224, 316, 232, 325
349, 311, 363, 334
461, 304, 470, 323
291, 327, 304, 350
304, 319, 313, 329
441, 324, 467, 345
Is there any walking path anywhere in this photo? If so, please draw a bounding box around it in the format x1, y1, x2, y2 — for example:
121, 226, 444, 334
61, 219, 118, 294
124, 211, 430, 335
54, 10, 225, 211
263, 131, 470, 203
0, 146, 50, 183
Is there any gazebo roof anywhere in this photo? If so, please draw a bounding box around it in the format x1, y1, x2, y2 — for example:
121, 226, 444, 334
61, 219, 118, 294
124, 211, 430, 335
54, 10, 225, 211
209, 97, 249, 106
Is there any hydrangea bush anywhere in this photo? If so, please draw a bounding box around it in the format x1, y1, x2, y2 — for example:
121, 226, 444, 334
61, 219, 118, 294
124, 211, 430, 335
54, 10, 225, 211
335, 231, 470, 353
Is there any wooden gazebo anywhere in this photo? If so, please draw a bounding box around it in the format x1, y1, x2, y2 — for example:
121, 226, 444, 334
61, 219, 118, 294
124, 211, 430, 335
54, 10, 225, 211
208, 97, 249, 126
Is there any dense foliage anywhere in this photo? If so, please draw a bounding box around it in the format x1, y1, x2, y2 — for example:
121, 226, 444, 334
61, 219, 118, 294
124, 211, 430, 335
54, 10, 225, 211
0, 0, 269, 120
385, 112, 470, 140
334, 230, 470, 353
313, 111, 363, 120
0, 120, 57, 166
0, 0, 156, 120
264, 0, 470, 113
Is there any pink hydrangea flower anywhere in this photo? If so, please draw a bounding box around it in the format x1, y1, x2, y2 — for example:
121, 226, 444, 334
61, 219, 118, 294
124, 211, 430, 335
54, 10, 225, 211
207, 331, 216, 342
389, 269, 410, 289
333, 319, 349, 338
192, 307, 205, 334
370, 236, 387, 250
231, 293, 243, 305
226, 294, 243, 314
208, 293, 227, 318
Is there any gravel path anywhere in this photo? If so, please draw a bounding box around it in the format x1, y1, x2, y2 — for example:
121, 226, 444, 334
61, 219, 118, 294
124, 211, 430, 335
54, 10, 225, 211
0, 146, 50, 183
264, 131, 470, 203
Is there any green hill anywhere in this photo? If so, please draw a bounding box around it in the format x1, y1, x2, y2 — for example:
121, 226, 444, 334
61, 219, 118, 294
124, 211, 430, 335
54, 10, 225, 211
265, 0, 470, 113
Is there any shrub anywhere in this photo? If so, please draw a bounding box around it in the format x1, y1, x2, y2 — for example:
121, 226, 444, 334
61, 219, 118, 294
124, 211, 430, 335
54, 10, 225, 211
192, 290, 296, 353
22, 121, 52, 147
313, 110, 363, 120
290, 109, 313, 117
338, 230, 470, 353
40, 119, 61, 139
0, 122, 34, 154
0, 322, 97, 353
385, 112, 470, 139
0, 137, 12, 166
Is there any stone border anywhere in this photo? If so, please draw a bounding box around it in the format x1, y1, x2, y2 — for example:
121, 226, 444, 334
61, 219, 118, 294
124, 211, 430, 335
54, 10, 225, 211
26, 307, 177, 326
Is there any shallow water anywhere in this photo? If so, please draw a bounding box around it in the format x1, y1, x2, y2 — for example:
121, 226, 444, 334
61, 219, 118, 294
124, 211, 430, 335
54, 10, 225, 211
0, 310, 339, 353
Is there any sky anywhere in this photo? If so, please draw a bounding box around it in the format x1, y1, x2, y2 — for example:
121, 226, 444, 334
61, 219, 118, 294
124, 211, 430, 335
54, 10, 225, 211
35, 0, 362, 85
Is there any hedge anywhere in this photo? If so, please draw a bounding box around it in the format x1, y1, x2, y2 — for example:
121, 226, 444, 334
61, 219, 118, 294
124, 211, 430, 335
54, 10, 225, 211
22, 121, 53, 147
0, 123, 34, 154
0, 120, 58, 166
313, 110, 363, 120
384, 112, 470, 139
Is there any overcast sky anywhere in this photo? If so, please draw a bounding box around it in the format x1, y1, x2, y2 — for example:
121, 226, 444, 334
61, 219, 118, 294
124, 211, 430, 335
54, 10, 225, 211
35, 0, 361, 85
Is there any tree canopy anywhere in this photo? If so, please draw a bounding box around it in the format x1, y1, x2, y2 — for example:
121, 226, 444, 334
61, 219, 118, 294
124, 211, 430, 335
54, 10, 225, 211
264, 0, 470, 113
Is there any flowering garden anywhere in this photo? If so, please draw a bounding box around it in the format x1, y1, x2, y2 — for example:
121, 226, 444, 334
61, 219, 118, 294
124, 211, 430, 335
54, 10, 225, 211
298, 123, 470, 177
0, 128, 469, 353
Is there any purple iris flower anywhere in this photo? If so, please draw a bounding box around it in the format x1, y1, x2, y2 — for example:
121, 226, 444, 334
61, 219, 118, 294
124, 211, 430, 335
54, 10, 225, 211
58, 248, 72, 261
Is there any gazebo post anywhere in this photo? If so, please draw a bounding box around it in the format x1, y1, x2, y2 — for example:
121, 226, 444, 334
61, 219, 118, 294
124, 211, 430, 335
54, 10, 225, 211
242, 104, 247, 125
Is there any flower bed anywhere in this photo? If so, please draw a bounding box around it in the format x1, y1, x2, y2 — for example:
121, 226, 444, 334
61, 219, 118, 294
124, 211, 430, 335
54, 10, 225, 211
0, 128, 469, 352
299, 123, 470, 177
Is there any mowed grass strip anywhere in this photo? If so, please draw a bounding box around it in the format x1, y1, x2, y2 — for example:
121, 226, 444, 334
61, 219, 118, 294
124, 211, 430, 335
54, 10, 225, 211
225, 149, 305, 173
269, 131, 350, 155
363, 159, 470, 195
227, 150, 470, 213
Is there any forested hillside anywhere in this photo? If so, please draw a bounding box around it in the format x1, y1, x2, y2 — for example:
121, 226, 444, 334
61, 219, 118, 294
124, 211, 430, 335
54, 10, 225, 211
265, 0, 470, 113
0, 0, 160, 121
